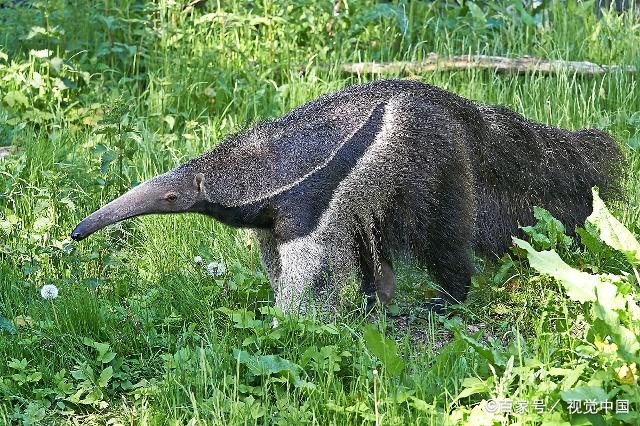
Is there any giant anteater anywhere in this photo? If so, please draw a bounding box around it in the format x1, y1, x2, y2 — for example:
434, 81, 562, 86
72, 80, 624, 314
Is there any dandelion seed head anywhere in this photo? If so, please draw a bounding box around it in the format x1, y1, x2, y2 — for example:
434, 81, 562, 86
206, 261, 226, 277
40, 284, 59, 300
373, 369, 378, 376
193, 255, 203, 264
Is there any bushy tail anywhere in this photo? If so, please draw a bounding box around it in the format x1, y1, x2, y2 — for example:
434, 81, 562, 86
472, 106, 625, 254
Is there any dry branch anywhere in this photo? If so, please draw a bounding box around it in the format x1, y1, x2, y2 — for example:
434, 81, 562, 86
339, 54, 637, 76
326, 0, 342, 36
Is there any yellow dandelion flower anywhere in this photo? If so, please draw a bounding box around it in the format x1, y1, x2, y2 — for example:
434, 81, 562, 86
615, 363, 638, 385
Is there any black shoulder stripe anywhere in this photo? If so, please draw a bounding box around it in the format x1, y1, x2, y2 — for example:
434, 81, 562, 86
272, 103, 387, 240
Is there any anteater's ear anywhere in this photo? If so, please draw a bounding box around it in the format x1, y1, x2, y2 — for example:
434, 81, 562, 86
193, 173, 205, 193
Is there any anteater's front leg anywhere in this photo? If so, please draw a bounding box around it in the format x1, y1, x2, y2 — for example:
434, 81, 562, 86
274, 236, 339, 316
253, 229, 282, 290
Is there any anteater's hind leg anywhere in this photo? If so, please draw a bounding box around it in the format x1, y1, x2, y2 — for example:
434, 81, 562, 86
375, 261, 396, 304
359, 251, 396, 309
357, 229, 396, 309
426, 242, 473, 309
424, 159, 475, 310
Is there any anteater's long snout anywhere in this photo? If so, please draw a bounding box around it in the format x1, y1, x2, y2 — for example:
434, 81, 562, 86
71, 214, 109, 241
70, 181, 158, 241
71, 202, 135, 241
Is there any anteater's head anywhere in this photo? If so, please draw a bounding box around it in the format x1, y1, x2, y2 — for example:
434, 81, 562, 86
71, 169, 207, 241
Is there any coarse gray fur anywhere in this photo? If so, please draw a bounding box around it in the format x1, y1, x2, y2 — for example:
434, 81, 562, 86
71, 79, 624, 315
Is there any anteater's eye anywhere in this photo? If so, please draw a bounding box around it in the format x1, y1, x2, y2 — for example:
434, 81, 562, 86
165, 193, 178, 202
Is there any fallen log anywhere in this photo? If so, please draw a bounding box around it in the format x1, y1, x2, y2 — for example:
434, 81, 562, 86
339, 53, 637, 76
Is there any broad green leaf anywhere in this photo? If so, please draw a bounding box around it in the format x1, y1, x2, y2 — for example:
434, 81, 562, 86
455, 377, 490, 400
564, 414, 606, 426
98, 366, 113, 388
67, 388, 85, 404
576, 224, 606, 255
218, 307, 263, 329
443, 317, 506, 367
98, 350, 116, 364
22, 402, 46, 423
324, 402, 347, 413
326, 401, 374, 420
627, 133, 640, 151
80, 388, 104, 405
71, 365, 94, 382
587, 188, 640, 266
613, 325, 640, 358
408, 396, 436, 413
533, 206, 565, 233
3, 91, 29, 108
0, 314, 16, 335
517, 238, 638, 356
513, 238, 601, 303
233, 349, 313, 389
94, 342, 110, 356
594, 279, 626, 312
467, 1, 487, 23
592, 316, 640, 360
27, 371, 42, 382
549, 364, 586, 390
560, 386, 608, 403
100, 150, 117, 174
8, 358, 28, 370
456, 331, 505, 367
363, 325, 405, 377
520, 206, 571, 250
83, 278, 104, 289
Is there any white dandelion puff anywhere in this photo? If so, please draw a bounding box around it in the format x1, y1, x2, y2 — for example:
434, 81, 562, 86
40, 284, 59, 300
193, 255, 203, 264
206, 261, 226, 277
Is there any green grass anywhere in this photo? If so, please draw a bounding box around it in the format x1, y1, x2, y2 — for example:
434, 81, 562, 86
1, 1, 639, 424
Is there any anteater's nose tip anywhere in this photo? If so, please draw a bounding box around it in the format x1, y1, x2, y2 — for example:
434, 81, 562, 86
70, 228, 85, 241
